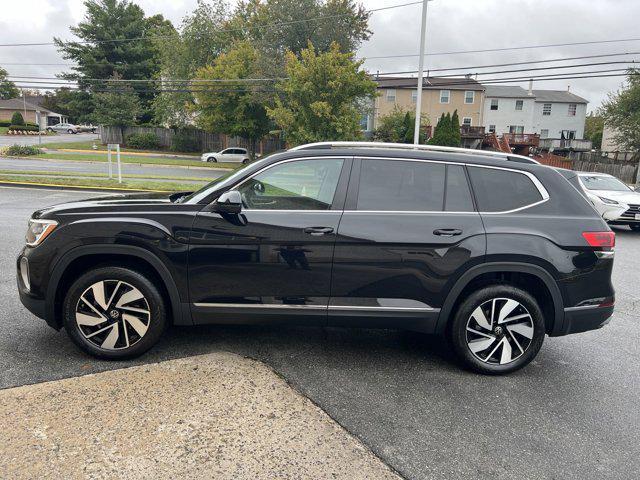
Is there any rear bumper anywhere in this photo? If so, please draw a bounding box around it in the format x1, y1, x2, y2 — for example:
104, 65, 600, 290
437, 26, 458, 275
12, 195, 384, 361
553, 305, 614, 336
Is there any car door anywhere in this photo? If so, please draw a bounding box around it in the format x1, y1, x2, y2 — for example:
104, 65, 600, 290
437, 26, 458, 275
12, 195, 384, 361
188, 156, 351, 325
329, 157, 486, 332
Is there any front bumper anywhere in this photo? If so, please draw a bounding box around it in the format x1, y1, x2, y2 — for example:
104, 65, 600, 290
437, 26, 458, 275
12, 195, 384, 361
607, 203, 640, 224
555, 305, 614, 336
16, 253, 58, 329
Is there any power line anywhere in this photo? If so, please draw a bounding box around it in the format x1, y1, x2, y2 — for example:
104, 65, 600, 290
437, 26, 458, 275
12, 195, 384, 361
0, 1, 422, 48
363, 37, 640, 59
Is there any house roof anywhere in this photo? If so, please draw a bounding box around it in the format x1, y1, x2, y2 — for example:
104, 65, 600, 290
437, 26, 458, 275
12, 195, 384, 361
0, 98, 53, 113
484, 85, 531, 98
531, 89, 588, 104
375, 76, 485, 91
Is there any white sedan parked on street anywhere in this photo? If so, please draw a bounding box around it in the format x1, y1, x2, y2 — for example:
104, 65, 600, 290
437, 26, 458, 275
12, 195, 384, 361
201, 147, 250, 164
578, 172, 640, 231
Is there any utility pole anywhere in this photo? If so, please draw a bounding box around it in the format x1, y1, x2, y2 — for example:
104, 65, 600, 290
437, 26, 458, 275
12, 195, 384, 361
413, 0, 431, 144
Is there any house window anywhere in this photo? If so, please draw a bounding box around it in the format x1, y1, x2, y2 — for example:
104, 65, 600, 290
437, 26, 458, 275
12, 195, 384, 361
568, 103, 577, 116
440, 90, 450, 104
561, 130, 576, 140
509, 125, 524, 134
543, 103, 552, 115
386, 89, 396, 102
411, 90, 418, 103
540, 129, 549, 138
515, 100, 523, 111
490, 99, 499, 110
488, 125, 496, 133
464, 91, 474, 104
462, 117, 472, 126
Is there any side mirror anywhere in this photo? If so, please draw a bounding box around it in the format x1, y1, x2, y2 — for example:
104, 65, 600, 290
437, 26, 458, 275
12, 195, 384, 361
213, 190, 242, 214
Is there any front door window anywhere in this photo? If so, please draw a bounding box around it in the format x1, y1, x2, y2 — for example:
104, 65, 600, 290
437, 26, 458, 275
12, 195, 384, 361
238, 159, 344, 210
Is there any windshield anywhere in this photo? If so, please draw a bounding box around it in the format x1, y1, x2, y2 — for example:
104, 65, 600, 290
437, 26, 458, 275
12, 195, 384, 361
182, 153, 278, 203
580, 175, 631, 192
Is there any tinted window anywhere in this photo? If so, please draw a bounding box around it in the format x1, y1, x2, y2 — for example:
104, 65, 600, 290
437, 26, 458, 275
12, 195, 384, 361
238, 158, 344, 210
468, 166, 543, 212
445, 165, 474, 212
357, 160, 445, 211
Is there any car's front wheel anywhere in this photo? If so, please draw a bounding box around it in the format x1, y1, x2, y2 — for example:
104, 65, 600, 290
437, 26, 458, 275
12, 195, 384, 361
62, 266, 167, 359
449, 285, 545, 375
207, 156, 217, 163
629, 224, 640, 231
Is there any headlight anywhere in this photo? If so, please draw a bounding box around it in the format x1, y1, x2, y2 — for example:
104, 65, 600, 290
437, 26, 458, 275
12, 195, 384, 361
26, 219, 58, 246
598, 196, 619, 205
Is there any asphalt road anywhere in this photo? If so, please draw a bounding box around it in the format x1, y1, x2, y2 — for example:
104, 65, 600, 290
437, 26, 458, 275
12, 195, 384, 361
1, 186, 639, 480
0, 132, 99, 147
0, 156, 226, 181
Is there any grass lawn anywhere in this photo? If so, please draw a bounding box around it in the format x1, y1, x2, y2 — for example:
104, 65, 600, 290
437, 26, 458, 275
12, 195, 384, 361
0, 174, 201, 192
39, 139, 201, 157
0, 127, 7, 135
30, 152, 239, 169
0, 169, 209, 183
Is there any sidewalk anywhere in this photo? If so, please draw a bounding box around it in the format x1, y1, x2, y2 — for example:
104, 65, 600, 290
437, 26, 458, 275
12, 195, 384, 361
0, 352, 400, 480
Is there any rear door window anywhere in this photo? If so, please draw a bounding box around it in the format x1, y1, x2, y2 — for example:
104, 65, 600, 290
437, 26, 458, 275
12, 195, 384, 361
468, 166, 543, 212
357, 159, 446, 211
445, 165, 474, 212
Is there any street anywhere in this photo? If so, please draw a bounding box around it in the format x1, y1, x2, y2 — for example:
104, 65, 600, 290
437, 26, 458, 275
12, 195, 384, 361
1, 186, 639, 480
0, 132, 100, 147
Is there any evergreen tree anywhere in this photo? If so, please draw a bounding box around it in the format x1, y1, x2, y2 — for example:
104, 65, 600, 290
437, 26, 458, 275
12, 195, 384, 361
450, 110, 462, 147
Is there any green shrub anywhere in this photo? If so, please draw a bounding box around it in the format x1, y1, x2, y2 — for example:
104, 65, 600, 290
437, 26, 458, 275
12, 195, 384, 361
125, 132, 161, 150
170, 130, 200, 152
10, 112, 25, 126
9, 124, 39, 132
3, 144, 42, 156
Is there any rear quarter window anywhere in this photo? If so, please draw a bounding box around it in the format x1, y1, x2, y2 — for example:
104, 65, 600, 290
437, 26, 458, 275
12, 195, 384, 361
468, 166, 543, 212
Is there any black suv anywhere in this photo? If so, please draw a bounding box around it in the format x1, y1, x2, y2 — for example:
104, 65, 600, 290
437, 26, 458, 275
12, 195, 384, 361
17, 142, 615, 374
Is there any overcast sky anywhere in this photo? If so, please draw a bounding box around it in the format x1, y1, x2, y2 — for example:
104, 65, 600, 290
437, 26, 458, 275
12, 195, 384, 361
1, 0, 639, 111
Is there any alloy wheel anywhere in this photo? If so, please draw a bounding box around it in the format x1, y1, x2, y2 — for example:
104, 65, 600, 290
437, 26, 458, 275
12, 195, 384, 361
75, 280, 151, 350
465, 297, 534, 365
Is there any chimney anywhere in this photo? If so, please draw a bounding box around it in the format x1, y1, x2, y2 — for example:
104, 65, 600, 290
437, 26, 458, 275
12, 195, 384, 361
527, 79, 533, 96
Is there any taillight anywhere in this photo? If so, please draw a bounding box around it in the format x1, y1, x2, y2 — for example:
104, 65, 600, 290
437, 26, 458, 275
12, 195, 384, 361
582, 231, 615, 249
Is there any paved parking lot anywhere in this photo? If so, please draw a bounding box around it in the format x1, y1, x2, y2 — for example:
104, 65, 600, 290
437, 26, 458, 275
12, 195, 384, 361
1, 186, 638, 479
0, 132, 99, 147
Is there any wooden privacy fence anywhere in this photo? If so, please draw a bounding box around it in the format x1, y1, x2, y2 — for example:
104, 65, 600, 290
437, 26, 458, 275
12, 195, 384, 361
100, 126, 285, 155
536, 151, 639, 183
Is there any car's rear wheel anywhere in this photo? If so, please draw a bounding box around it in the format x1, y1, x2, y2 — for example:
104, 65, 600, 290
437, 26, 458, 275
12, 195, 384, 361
242, 158, 249, 164
62, 267, 167, 359
46, 127, 53, 133
449, 285, 545, 375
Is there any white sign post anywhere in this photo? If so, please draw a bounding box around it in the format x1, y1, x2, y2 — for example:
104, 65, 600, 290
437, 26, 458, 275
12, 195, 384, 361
107, 144, 122, 183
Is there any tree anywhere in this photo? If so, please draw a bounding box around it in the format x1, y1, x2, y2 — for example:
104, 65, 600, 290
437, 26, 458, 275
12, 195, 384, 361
93, 75, 141, 138
11, 112, 25, 126
233, 0, 371, 61
584, 113, 604, 150
600, 69, 640, 154
373, 106, 426, 144
193, 41, 271, 156
0, 68, 19, 100
55, 0, 175, 122
268, 43, 377, 146
41, 89, 95, 124
450, 110, 462, 147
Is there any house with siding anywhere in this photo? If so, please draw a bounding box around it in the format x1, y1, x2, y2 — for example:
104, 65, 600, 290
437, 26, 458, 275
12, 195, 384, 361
0, 97, 68, 129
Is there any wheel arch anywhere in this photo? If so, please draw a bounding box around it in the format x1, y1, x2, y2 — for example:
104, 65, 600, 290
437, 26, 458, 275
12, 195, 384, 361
47, 245, 190, 329
436, 262, 564, 335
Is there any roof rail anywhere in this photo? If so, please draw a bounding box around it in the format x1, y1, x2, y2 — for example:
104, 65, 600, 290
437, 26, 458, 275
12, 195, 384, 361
289, 141, 540, 164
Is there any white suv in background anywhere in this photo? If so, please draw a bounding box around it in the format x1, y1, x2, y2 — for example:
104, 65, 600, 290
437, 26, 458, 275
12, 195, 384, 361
578, 172, 640, 231
201, 148, 250, 164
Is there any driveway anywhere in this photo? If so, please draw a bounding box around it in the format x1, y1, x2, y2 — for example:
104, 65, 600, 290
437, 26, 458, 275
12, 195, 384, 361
0, 132, 99, 147
1, 186, 639, 480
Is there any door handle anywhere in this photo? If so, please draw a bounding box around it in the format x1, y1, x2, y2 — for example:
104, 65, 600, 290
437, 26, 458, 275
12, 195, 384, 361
304, 226, 334, 236
433, 228, 463, 237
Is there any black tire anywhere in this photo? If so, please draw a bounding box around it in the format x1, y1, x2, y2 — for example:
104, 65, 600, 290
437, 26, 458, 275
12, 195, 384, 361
242, 158, 249, 164
629, 224, 640, 231
62, 266, 167, 360
449, 285, 545, 375
207, 156, 217, 163
67, 129, 73, 134
46, 127, 53, 133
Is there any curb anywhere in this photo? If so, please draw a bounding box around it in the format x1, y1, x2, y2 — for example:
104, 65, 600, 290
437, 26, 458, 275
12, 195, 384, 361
0, 180, 168, 193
